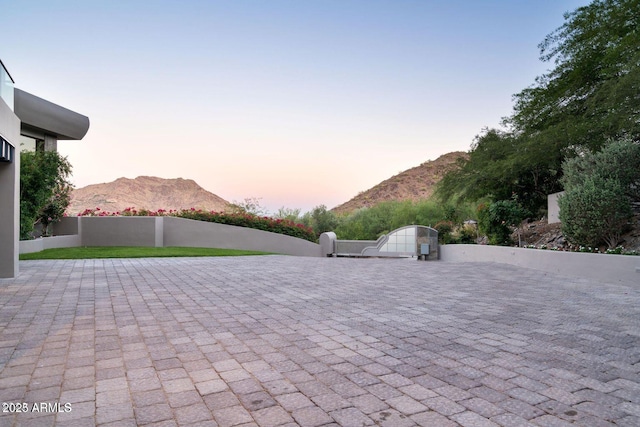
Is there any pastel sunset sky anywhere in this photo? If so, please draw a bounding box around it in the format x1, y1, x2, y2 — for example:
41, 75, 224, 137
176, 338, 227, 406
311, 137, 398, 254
2, 0, 589, 213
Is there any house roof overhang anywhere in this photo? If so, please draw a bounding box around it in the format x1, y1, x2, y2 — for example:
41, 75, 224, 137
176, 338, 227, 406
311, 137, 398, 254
14, 88, 89, 140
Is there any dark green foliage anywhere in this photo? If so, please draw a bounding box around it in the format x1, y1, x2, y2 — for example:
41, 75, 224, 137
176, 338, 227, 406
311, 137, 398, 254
434, 221, 454, 244
20, 151, 73, 240
477, 199, 529, 246
512, 0, 640, 148
456, 224, 478, 244
305, 205, 340, 236
333, 202, 395, 240
558, 139, 638, 248
443, 204, 460, 223
438, 0, 640, 214
559, 177, 632, 248
561, 138, 640, 203
334, 200, 478, 241
336, 201, 418, 240
437, 129, 559, 213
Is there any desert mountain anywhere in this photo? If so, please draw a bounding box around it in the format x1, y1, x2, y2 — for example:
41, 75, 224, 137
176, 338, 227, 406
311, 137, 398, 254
332, 151, 469, 214
68, 176, 230, 215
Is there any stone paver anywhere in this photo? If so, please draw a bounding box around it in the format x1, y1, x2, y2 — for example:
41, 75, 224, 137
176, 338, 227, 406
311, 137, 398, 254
0, 255, 639, 426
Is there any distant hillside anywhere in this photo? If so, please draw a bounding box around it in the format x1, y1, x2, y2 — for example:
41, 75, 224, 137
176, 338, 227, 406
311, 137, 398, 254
332, 151, 469, 214
68, 176, 230, 215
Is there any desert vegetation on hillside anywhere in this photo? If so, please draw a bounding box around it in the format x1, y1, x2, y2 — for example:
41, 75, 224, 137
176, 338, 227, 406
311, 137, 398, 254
332, 152, 468, 215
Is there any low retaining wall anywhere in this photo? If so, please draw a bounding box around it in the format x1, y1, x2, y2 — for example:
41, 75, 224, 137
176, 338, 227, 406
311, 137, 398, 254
19, 234, 81, 254
440, 244, 640, 286
162, 217, 321, 257
20, 216, 322, 257
80, 216, 163, 247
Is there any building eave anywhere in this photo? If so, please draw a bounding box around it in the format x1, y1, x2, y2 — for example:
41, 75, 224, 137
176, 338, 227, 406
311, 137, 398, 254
14, 88, 89, 140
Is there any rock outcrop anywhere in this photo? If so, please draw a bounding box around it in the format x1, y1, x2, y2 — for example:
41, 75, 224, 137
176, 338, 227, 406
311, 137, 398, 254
68, 176, 230, 215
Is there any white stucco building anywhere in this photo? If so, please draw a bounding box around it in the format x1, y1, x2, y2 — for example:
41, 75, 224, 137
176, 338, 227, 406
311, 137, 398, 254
0, 59, 89, 278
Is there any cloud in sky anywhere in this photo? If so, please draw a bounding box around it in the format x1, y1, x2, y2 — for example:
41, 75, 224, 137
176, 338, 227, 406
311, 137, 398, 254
1, 0, 590, 213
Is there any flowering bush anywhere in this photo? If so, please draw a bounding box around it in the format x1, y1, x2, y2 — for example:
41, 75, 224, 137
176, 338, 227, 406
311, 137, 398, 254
176, 209, 316, 242
523, 243, 638, 255
578, 246, 600, 253
77, 207, 317, 242
525, 244, 563, 251
604, 246, 639, 256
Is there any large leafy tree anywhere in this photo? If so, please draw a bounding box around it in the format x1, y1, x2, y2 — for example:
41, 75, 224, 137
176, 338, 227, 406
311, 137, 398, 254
511, 0, 640, 148
477, 198, 530, 246
437, 129, 561, 212
438, 0, 640, 213
301, 205, 340, 237
20, 150, 73, 240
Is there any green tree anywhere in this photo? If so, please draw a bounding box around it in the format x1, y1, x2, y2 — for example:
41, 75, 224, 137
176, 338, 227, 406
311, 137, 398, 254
301, 205, 339, 237
511, 0, 640, 149
437, 129, 552, 211
438, 0, 640, 213
20, 150, 73, 240
477, 199, 529, 246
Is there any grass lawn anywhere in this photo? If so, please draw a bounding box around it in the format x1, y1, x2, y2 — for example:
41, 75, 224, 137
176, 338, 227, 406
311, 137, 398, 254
20, 246, 272, 260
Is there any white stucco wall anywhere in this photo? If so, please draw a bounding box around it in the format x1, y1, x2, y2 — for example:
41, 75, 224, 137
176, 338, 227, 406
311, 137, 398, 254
440, 244, 639, 286
162, 217, 321, 257
20, 235, 81, 254
0, 95, 20, 278
80, 216, 160, 247
20, 216, 322, 257
548, 191, 564, 224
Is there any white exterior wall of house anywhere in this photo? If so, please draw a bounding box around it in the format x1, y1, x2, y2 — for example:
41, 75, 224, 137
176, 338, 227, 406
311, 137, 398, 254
0, 71, 20, 278
1, 59, 89, 278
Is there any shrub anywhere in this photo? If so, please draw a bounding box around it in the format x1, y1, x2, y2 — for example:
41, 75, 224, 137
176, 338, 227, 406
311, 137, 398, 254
434, 221, 454, 244
455, 223, 477, 244
39, 183, 71, 236
176, 210, 317, 242
477, 199, 529, 246
559, 139, 638, 248
562, 138, 640, 204
559, 176, 632, 248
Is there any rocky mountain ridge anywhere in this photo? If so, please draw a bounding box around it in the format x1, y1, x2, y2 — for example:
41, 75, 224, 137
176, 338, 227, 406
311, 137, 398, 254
332, 151, 468, 214
68, 176, 230, 215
